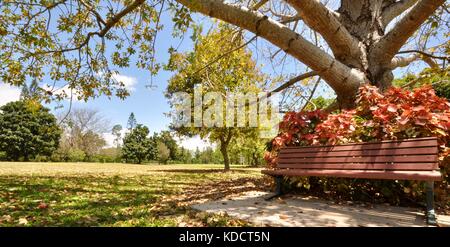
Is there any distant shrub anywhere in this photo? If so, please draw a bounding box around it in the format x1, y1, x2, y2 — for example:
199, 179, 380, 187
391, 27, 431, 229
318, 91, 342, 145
67, 149, 86, 162
157, 142, 170, 164
97, 147, 121, 163
33, 155, 49, 162
0, 151, 6, 161
434, 80, 450, 100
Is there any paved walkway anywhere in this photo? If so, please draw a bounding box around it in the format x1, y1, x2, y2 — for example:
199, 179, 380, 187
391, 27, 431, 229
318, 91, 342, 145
192, 191, 450, 227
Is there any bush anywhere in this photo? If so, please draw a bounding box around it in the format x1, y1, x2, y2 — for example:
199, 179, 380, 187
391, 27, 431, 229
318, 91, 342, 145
434, 80, 450, 100
0, 151, 7, 161
67, 149, 86, 162
92, 148, 121, 163
33, 155, 49, 162
265, 85, 450, 205
157, 142, 170, 164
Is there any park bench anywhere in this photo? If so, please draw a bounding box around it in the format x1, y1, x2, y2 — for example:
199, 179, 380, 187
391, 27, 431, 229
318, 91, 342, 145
262, 137, 442, 225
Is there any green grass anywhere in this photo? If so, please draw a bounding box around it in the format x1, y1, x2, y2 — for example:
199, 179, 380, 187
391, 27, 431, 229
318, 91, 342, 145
0, 162, 268, 226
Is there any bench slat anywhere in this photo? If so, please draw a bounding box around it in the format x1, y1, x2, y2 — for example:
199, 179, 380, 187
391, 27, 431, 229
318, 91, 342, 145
263, 138, 441, 181
262, 169, 442, 181
280, 138, 437, 153
278, 146, 437, 158
277, 155, 437, 164
276, 162, 439, 170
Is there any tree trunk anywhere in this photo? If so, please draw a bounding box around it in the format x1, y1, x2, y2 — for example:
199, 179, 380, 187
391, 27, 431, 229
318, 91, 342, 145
220, 143, 230, 171
337, 0, 394, 92
251, 152, 259, 167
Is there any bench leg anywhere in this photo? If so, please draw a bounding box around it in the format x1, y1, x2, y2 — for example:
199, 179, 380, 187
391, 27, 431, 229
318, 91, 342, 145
265, 176, 283, 201
425, 181, 437, 226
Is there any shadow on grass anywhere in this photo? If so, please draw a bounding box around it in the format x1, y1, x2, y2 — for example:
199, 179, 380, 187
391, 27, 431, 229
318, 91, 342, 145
0, 172, 269, 226
153, 169, 257, 174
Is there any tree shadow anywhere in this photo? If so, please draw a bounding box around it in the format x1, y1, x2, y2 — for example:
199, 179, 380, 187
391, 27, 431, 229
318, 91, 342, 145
0, 173, 270, 226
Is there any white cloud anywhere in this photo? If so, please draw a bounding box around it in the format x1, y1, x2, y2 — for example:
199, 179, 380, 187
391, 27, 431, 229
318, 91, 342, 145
176, 136, 215, 151
112, 73, 138, 92
0, 83, 21, 106
102, 133, 116, 148
102, 128, 129, 148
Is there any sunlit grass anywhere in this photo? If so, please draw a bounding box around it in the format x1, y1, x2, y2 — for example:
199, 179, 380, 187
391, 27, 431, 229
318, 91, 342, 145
0, 162, 266, 226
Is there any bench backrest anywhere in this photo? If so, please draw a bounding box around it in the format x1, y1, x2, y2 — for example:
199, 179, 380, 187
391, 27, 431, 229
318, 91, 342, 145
278, 137, 439, 171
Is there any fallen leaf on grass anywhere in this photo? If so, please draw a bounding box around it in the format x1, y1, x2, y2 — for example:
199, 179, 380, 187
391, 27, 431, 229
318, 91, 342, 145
279, 214, 289, 220
1, 215, 12, 223
18, 218, 28, 225
38, 202, 48, 209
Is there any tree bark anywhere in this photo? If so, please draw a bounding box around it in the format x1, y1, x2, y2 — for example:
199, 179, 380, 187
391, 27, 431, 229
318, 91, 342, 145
220, 144, 230, 171
219, 129, 233, 171
251, 152, 259, 167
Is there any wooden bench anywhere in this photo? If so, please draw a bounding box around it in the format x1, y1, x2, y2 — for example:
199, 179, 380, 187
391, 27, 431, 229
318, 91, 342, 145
262, 137, 442, 225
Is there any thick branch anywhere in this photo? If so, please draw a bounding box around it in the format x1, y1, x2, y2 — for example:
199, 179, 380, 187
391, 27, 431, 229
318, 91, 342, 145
280, 15, 302, 24
382, 0, 419, 26
285, 0, 361, 59
373, 0, 445, 65
176, 0, 367, 96
389, 54, 421, 68
98, 0, 145, 37
389, 49, 447, 68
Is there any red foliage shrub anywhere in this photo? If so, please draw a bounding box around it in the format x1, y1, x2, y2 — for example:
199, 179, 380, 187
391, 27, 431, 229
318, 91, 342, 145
265, 85, 450, 205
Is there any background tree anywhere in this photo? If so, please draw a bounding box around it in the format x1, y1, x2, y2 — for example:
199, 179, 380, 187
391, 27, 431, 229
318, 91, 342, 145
153, 131, 179, 161
0, 101, 61, 161
303, 96, 336, 111
178, 147, 193, 164
156, 142, 170, 164
166, 25, 264, 171
19, 80, 40, 100
121, 124, 154, 164
112, 124, 123, 148
1, 0, 447, 110
127, 113, 137, 131
193, 147, 201, 164
20, 84, 29, 100
59, 108, 109, 161
394, 66, 450, 100
229, 132, 266, 167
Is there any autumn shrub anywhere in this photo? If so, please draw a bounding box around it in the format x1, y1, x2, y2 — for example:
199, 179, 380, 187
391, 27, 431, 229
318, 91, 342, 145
265, 85, 450, 206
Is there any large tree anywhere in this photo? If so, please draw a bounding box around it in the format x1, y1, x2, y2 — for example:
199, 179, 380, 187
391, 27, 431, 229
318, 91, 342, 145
153, 131, 179, 161
0, 100, 61, 161
121, 124, 156, 164
0, 0, 448, 108
166, 25, 265, 170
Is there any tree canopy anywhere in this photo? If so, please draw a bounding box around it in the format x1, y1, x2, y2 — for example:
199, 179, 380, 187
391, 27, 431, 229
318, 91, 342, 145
0, 100, 61, 161
1, 0, 448, 109
121, 124, 156, 164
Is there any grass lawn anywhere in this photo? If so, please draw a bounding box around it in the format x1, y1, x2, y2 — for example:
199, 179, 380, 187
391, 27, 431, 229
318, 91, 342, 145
0, 162, 269, 226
